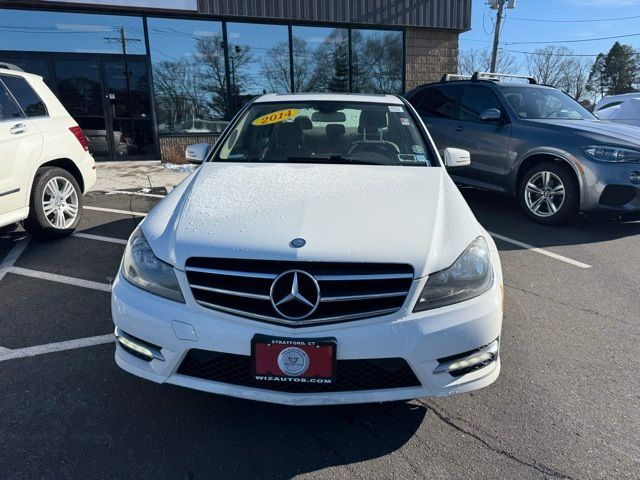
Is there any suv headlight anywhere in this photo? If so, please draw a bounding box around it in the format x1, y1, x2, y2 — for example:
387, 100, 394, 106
122, 228, 184, 302
582, 145, 640, 163
414, 237, 493, 312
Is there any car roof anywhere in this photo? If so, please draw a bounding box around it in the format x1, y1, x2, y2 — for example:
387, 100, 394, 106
254, 93, 403, 105
0, 66, 42, 81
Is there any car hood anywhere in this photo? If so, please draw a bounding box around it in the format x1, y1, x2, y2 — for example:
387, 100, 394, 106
527, 119, 640, 146
142, 163, 484, 278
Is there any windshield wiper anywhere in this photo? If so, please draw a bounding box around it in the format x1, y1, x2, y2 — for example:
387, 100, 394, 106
281, 156, 386, 165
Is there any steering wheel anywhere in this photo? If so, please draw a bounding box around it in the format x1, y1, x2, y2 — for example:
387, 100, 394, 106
348, 141, 399, 160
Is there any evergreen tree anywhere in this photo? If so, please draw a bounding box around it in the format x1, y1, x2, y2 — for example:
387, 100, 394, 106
328, 43, 349, 92
589, 43, 639, 95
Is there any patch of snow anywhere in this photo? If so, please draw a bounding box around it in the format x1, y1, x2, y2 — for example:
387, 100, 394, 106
162, 163, 198, 173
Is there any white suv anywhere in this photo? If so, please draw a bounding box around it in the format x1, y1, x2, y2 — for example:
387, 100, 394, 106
0, 63, 96, 238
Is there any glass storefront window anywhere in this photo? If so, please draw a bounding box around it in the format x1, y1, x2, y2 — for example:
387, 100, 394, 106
291, 26, 348, 93
147, 17, 228, 135
225, 22, 290, 112
0, 9, 145, 55
351, 29, 403, 94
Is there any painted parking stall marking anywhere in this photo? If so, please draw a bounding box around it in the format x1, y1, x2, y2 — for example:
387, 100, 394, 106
488, 231, 592, 269
0, 334, 114, 363
84, 205, 148, 217
3, 266, 112, 292
73, 232, 128, 245
0, 237, 31, 282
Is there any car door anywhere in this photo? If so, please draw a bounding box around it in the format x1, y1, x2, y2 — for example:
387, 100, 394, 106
0, 75, 43, 217
450, 85, 512, 189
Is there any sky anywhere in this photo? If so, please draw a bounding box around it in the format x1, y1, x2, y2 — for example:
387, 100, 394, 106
460, 0, 640, 72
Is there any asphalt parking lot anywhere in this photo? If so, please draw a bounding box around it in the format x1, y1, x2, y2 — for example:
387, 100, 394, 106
1, 184, 639, 480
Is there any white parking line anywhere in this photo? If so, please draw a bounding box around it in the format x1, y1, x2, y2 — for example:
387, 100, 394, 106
73, 232, 128, 245
5, 266, 112, 292
0, 334, 114, 362
488, 231, 592, 269
83, 205, 148, 217
0, 237, 31, 282
107, 190, 165, 199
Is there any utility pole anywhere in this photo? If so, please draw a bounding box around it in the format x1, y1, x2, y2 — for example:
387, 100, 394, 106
488, 0, 516, 73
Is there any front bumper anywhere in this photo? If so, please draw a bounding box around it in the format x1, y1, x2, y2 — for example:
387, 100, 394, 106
111, 259, 503, 405
578, 157, 640, 212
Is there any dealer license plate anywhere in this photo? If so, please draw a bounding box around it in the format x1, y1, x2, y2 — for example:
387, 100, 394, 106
251, 335, 336, 384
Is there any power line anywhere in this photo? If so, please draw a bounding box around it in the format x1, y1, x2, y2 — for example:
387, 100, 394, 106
498, 47, 637, 57
509, 14, 640, 23
508, 32, 640, 45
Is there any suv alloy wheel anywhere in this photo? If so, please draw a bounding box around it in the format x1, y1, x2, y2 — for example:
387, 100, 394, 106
22, 167, 83, 238
519, 162, 578, 225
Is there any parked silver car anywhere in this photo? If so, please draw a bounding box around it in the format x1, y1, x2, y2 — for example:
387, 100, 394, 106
405, 72, 640, 225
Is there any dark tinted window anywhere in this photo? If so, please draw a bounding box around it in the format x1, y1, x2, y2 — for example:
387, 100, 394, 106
1, 75, 47, 117
411, 85, 462, 119
0, 83, 24, 120
459, 85, 503, 122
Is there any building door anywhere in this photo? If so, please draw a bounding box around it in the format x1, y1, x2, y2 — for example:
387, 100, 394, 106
54, 58, 112, 161
102, 57, 156, 161
1, 52, 157, 161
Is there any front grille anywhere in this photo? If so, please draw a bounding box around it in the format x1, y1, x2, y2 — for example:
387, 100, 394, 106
185, 258, 414, 326
177, 349, 421, 393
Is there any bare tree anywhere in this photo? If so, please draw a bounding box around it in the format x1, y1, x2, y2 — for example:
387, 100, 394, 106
458, 48, 519, 75
525, 45, 575, 86
560, 57, 590, 101
196, 35, 251, 117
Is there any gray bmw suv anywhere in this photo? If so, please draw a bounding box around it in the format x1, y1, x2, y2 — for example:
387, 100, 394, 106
405, 72, 640, 225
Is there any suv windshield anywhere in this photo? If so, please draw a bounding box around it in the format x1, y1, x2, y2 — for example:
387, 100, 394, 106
214, 101, 433, 166
500, 86, 595, 120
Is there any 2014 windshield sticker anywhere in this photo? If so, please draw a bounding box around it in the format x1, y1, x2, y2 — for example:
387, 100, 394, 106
252, 109, 299, 126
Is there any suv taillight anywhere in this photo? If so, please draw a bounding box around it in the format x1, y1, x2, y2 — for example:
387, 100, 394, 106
69, 126, 89, 151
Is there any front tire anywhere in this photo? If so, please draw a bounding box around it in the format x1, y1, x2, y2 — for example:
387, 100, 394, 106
22, 167, 82, 239
518, 162, 578, 226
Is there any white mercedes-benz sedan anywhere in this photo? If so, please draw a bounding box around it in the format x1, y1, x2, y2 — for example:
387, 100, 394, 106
111, 93, 503, 406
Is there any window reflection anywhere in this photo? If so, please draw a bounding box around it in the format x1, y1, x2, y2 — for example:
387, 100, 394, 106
291, 26, 349, 93
0, 8, 145, 54
147, 17, 228, 135
351, 30, 403, 94
226, 22, 290, 112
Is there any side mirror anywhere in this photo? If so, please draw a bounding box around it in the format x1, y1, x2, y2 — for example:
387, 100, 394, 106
443, 147, 471, 168
480, 108, 502, 122
185, 143, 210, 164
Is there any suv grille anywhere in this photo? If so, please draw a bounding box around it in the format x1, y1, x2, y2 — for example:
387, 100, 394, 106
185, 258, 414, 326
177, 349, 421, 393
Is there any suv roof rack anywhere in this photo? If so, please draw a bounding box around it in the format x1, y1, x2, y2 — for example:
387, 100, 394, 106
0, 62, 25, 72
440, 74, 472, 82
471, 71, 537, 84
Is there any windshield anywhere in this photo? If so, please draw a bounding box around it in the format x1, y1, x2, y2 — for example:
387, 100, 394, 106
214, 101, 434, 166
500, 86, 596, 120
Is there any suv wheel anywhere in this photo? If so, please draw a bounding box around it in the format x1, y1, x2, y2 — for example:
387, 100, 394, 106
519, 162, 578, 225
22, 167, 82, 238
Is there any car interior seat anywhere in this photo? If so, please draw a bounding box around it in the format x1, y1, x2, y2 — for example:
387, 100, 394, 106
322, 123, 347, 155
348, 110, 400, 156
263, 122, 306, 161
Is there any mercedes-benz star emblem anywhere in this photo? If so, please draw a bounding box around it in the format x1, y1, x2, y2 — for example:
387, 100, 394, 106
270, 270, 320, 320
290, 238, 306, 248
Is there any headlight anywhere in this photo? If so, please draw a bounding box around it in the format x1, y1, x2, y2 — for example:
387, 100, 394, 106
414, 237, 493, 312
582, 145, 640, 163
122, 228, 184, 302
